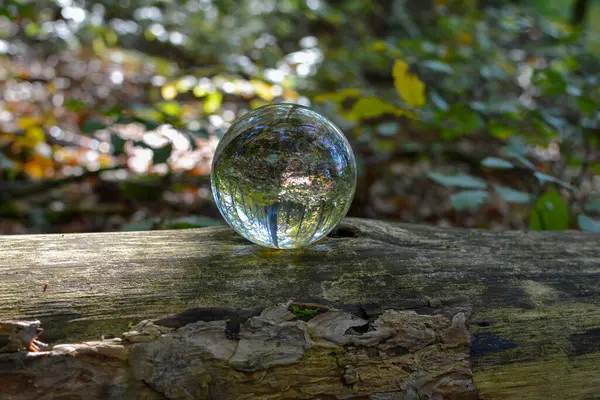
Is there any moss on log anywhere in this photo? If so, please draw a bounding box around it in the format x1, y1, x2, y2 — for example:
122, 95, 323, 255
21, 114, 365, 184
1, 218, 599, 399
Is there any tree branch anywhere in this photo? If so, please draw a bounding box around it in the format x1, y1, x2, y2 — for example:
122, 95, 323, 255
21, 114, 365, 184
0, 166, 122, 203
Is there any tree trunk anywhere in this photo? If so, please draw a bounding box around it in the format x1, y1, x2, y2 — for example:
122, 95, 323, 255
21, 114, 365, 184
572, 0, 590, 25
1, 218, 599, 399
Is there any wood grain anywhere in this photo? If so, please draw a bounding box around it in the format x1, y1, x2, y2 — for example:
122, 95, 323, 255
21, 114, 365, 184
1, 218, 599, 399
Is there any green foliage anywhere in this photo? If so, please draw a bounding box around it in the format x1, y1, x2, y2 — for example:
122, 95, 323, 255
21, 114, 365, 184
1, 0, 599, 234
578, 215, 600, 232
203, 92, 223, 114
0, 153, 15, 170
376, 122, 400, 137
428, 173, 488, 189
584, 197, 600, 213
152, 144, 173, 165
82, 119, 106, 135
481, 157, 514, 170
110, 134, 127, 156
534, 172, 575, 190
529, 189, 569, 231
450, 190, 489, 212
65, 100, 87, 112
289, 305, 320, 320
494, 186, 532, 204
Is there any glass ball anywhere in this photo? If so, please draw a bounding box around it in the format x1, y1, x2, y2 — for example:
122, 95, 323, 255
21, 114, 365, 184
211, 104, 357, 249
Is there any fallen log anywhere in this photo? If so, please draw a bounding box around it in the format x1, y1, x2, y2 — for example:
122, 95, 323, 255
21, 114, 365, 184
1, 218, 599, 399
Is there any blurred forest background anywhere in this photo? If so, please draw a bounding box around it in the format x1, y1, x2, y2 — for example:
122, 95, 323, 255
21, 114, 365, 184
0, 0, 599, 235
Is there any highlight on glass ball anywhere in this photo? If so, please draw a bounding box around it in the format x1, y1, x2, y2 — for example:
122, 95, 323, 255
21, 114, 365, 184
211, 104, 357, 249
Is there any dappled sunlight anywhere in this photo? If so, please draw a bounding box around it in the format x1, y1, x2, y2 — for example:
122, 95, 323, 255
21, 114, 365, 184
0, 0, 598, 234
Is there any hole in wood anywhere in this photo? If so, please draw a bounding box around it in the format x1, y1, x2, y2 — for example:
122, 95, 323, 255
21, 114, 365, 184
327, 225, 360, 238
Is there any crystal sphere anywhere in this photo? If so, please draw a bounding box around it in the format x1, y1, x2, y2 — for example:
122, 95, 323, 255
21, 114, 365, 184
211, 104, 357, 249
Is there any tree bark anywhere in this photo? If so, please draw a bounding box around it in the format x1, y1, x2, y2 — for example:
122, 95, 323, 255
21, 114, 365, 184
1, 218, 599, 399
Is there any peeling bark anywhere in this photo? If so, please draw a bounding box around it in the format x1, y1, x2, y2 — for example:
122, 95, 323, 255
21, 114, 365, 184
0, 320, 46, 352
1, 302, 476, 399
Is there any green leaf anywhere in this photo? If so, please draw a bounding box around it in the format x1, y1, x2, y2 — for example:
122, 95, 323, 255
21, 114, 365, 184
167, 216, 224, 229
584, 197, 600, 212
65, 99, 86, 112
376, 122, 399, 137
534, 172, 575, 190
488, 101, 519, 115
136, 118, 160, 131
159, 102, 181, 117
82, 119, 107, 134
422, 60, 453, 74
566, 153, 583, 167
110, 134, 127, 156
481, 157, 514, 169
24, 22, 40, 37
494, 185, 531, 204
531, 118, 559, 141
470, 101, 487, 113
533, 69, 566, 96
480, 65, 506, 79
478, 34, 491, 50
428, 172, 488, 189
577, 96, 596, 116
152, 143, 173, 164
0, 153, 15, 169
17, 4, 35, 19
489, 122, 514, 140
204, 91, 223, 114
566, 84, 582, 97
505, 151, 536, 170
430, 92, 449, 111
541, 111, 566, 131
449, 190, 489, 212
115, 117, 135, 125
441, 104, 484, 139
103, 105, 124, 117
461, 110, 484, 132
503, 136, 530, 156
529, 189, 569, 231
578, 215, 600, 233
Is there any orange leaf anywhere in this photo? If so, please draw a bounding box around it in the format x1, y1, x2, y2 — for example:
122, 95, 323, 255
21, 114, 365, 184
23, 161, 44, 180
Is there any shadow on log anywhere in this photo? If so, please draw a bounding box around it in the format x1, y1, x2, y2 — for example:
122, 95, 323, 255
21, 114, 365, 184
1, 218, 600, 399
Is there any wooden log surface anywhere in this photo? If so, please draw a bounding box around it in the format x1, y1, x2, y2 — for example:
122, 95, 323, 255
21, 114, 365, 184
1, 218, 600, 399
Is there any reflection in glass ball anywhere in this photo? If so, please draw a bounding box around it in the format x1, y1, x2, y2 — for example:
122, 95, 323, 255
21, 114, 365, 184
211, 104, 357, 249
